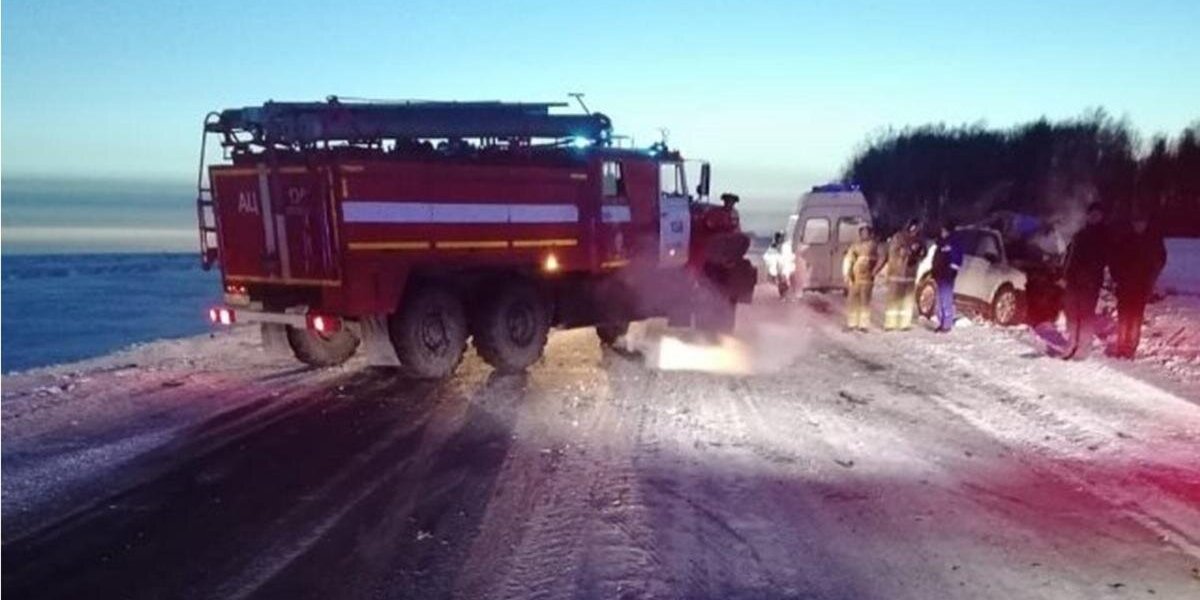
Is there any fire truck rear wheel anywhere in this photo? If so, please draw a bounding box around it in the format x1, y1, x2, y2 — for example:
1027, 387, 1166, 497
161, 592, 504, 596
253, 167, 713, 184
286, 326, 360, 367
389, 285, 468, 379
473, 282, 550, 374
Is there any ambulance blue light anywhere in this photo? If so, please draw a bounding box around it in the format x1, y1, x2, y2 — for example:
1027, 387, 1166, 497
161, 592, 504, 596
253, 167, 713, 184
811, 183, 860, 193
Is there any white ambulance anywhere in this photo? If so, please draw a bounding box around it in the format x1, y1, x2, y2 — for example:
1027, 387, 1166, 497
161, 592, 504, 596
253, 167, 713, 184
770, 184, 873, 293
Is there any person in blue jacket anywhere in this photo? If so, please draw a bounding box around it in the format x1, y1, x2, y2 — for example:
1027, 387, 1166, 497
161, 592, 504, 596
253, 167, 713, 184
930, 223, 964, 332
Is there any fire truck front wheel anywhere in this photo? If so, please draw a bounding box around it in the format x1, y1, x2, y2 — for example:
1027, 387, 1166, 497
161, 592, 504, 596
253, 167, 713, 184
694, 265, 738, 333
286, 326, 360, 367
596, 322, 629, 347
694, 296, 737, 333
389, 285, 469, 379
472, 282, 550, 374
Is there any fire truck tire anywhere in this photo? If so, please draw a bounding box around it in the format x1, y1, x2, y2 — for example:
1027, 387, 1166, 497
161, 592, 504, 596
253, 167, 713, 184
695, 298, 736, 333
286, 327, 360, 367
596, 323, 629, 347
692, 282, 737, 334
389, 285, 468, 379
472, 282, 550, 374
703, 232, 753, 267
693, 264, 737, 333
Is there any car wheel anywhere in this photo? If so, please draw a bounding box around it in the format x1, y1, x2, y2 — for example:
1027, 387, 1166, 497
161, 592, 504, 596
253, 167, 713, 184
917, 278, 937, 318
991, 285, 1026, 326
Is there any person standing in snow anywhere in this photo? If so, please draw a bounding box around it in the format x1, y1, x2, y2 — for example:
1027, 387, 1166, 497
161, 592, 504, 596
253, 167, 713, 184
762, 231, 791, 299
1061, 202, 1111, 360
843, 225, 880, 331
1110, 215, 1167, 358
930, 223, 963, 332
879, 218, 926, 331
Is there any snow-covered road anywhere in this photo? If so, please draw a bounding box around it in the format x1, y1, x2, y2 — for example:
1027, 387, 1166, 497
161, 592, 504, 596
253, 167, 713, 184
3, 292, 1199, 599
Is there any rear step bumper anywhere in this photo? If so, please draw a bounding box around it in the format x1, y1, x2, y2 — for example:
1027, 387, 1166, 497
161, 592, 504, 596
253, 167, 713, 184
208, 306, 362, 336
209, 308, 399, 366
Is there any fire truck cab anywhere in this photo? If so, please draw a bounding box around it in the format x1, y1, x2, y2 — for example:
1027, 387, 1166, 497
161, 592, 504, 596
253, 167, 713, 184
197, 98, 756, 377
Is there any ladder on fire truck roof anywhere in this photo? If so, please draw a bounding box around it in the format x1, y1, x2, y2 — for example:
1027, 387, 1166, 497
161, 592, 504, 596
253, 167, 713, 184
206, 97, 613, 148
195, 98, 614, 269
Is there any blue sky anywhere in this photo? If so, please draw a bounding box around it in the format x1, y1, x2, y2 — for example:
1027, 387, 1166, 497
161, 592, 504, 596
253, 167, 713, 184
3, 0, 1199, 249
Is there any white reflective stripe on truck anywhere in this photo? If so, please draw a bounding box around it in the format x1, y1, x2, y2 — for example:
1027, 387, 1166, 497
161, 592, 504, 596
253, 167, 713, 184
601, 205, 632, 223
342, 201, 580, 224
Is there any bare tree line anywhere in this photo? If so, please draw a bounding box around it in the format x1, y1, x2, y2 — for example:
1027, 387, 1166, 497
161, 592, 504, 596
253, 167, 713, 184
843, 110, 1200, 237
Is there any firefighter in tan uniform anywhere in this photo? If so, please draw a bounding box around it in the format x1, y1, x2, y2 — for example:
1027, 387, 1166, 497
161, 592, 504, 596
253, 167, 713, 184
842, 225, 880, 331
878, 218, 926, 331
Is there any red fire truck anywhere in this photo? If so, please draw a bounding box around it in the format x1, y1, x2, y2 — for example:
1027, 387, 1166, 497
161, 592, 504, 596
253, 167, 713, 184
198, 97, 755, 377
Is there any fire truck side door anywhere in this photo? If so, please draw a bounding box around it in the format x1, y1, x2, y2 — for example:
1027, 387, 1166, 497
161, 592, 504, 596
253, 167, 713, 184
269, 167, 340, 284
658, 162, 690, 268
598, 160, 632, 266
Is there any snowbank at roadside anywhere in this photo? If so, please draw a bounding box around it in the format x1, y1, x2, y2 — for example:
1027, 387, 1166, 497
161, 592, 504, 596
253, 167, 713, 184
1136, 294, 1200, 385
1135, 238, 1200, 389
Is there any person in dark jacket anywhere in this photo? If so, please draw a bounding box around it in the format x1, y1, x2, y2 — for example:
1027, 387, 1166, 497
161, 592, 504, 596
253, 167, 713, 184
930, 223, 964, 332
1061, 202, 1111, 360
1110, 215, 1167, 358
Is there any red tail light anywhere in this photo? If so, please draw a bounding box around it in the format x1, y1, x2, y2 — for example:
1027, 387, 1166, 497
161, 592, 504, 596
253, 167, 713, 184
209, 307, 235, 326
307, 314, 341, 334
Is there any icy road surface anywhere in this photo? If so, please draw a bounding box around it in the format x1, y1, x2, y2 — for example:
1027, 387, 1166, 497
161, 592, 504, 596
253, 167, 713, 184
3, 293, 1199, 600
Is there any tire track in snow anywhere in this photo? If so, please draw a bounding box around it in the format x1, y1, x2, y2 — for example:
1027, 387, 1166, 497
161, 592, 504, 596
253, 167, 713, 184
824, 312, 1200, 581
906, 337, 1200, 561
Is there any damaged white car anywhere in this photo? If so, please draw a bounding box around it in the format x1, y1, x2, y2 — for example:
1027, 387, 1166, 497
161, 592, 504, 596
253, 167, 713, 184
915, 224, 1065, 326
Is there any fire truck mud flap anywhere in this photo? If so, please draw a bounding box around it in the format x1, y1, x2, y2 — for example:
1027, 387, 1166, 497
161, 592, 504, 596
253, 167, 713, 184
260, 323, 292, 358
360, 315, 403, 366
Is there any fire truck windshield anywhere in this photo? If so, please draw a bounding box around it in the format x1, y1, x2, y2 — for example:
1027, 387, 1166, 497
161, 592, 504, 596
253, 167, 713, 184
657, 159, 711, 202
685, 159, 711, 202
660, 162, 687, 197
